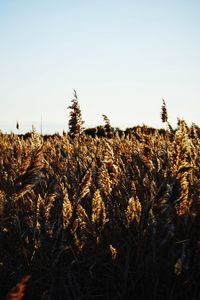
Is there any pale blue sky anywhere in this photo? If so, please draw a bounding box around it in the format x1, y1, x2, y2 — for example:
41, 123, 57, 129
0, 0, 199, 133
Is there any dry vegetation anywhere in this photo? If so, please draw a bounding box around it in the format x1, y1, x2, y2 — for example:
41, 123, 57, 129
0, 98, 200, 299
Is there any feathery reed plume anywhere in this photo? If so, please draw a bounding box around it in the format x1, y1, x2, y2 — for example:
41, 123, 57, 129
25, 146, 44, 177
45, 192, 57, 229
102, 141, 119, 186
102, 114, 113, 138
126, 196, 141, 225
15, 146, 44, 197
98, 165, 112, 195
76, 203, 93, 235
161, 99, 168, 123
72, 204, 93, 250
173, 120, 193, 216
68, 90, 84, 138
161, 99, 173, 132
175, 168, 190, 216
103, 141, 114, 165
77, 203, 90, 227
92, 189, 107, 228
173, 120, 191, 172
78, 169, 92, 202
36, 194, 43, 231
60, 183, 73, 229
141, 135, 154, 170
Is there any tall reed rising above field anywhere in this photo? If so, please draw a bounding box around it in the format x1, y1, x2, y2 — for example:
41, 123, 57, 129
68, 90, 84, 138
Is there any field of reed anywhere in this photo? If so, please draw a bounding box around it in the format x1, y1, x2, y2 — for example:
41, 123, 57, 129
0, 98, 200, 299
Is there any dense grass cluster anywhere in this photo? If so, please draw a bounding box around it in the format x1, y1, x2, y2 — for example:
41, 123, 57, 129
0, 121, 200, 299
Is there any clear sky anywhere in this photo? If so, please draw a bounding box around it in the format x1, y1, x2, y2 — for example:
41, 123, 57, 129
0, 0, 200, 133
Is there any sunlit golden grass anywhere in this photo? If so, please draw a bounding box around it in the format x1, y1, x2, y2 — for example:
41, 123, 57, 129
0, 119, 200, 299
